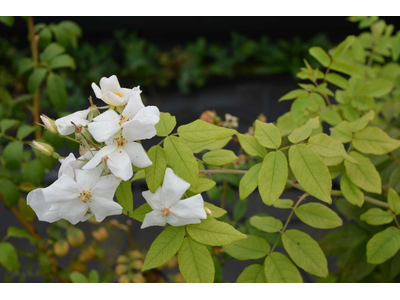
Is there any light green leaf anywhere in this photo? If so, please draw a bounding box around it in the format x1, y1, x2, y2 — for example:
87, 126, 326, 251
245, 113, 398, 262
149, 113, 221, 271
288, 117, 320, 144
344, 151, 382, 194
204, 202, 227, 218
49, 54, 76, 70
367, 227, 400, 264
237, 264, 267, 283
131, 170, 145, 181
264, 252, 303, 283
40, 42, 65, 62
155, 112, 176, 137
353, 127, 400, 155
145, 145, 167, 193
187, 218, 247, 246
360, 208, 393, 225
389, 188, 400, 215
330, 61, 364, 78
0, 242, 20, 271
142, 226, 185, 271
282, 229, 328, 277
47, 73, 67, 109
223, 235, 270, 260
203, 149, 238, 166
340, 174, 364, 207
7, 226, 32, 241
278, 89, 308, 102
254, 120, 281, 149
70, 271, 88, 283
28, 68, 48, 94
178, 237, 215, 283
178, 120, 236, 143
115, 180, 133, 216
16, 125, 35, 140
289, 145, 332, 203
392, 35, 400, 61
361, 78, 394, 97
332, 36, 355, 60
88, 270, 100, 283
239, 163, 261, 200
3, 141, 23, 170
309, 46, 331, 67
318, 107, 342, 126
295, 203, 342, 229
237, 133, 267, 157
186, 137, 231, 154
276, 112, 297, 136
258, 151, 288, 206
189, 178, 216, 194
330, 121, 353, 143
250, 216, 283, 233
273, 199, 294, 209
164, 136, 199, 188
325, 73, 349, 89
130, 203, 152, 222
350, 110, 375, 132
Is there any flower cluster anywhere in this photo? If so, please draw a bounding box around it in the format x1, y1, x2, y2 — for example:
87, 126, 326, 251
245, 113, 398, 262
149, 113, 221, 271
28, 75, 206, 227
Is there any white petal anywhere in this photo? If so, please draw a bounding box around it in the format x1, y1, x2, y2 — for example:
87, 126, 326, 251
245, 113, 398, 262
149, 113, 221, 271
123, 142, 152, 168
88, 115, 121, 143
102, 91, 127, 106
107, 149, 133, 180
169, 194, 207, 219
58, 200, 89, 225
91, 82, 102, 99
122, 89, 144, 119
166, 214, 201, 227
91, 175, 121, 200
75, 165, 103, 190
161, 168, 190, 208
42, 210, 62, 223
122, 120, 157, 141
90, 196, 122, 222
92, 109, 120, 123
132, 106, 160, 125
42, 174, 81, 203
27, 188, 53, 221
83, 145, 116, 170
142, 187, 163, 211
58, 153, 76, 179
55, 109, 90, 136
141, 210, 166, 229
99, 75, 121, 92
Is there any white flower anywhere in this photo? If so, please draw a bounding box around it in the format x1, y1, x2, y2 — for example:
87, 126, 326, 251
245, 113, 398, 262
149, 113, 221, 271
55, 109, 90, 136
88, 91, 160, 143
42, 166, 122, 225
91, 75, 133, 106
141, 168, 207, 229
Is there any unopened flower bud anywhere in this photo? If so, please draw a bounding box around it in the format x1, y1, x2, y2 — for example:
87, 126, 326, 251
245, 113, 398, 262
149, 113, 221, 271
66, 227, 86, 248
79, 246, 95, 262
118, 275, 130, 283
132, 273, 145, 283
92, 227, 108, 242
40, 114, 58, 133
115, 264, 129, 276
54, 239, 69, 257
31, 141, 54, 156
79, 144, 88, 156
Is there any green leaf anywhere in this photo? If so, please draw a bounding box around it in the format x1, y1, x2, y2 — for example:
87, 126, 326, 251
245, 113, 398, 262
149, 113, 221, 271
350, 110, 375, 132
164, 136, 199, 188
189, 178, 216, 194
360, 208, 393, 225
88, 270, 100, 283
40, 43, 65, 62
49, 54, 76, 70
177, 120, 236, 143
155, 112, 176, 137
233, 200, 247, 221
288, 117, 320, 144
319, 107, 342, 126
282, 229, 328, 277
204, 202, 227, 218
325, 73, 349, 89
258, 151, 288, 206
289, 145, 332, 204
254, 120, 281, 149
361, 79, 394, 97
1, 119, 19, 132
47, 73, 68, 109
115, 180, 133, 216
389, 188, 400, 215
22, 160, 45, 186
7, 226, 32, 241
70, 271, 88, 283
264, 252, 303, 283
27, 68, 48, 94
279, 89, 308, 101
276, 112, 297, 136
295, 203, 343, 229
145, 145, 167, 193
0, 16, 14, 27
187, 218, 247, 246
0, 242, 20, 271
186, 137, 231, 154
392, 35, 400, 61
223, 235, 270, 260
203, 149, 238, 166
332, 36, 355, 60
250, 216, 283, 233
273, 199, 294, 209
237, 133, 267, 157
178, 237, 215, 283
142, 226, 185, 271
340, 174, 364, 207
38, 28, 52, 48
131, 203, 152, 222
16, 125, 35, 140
0, 178, 19, 207
239, 163, 261, 200
236, 264, 267, 283
390, 167, 400, 194
3, 141, 23, 170
309, 46, 331, 67
330, 61, 364, 78
353, 127, 400, 155
367, 227, 400, 264
344, 151, 382, 194
17, 58, 34, 74
330, 121, 352, 143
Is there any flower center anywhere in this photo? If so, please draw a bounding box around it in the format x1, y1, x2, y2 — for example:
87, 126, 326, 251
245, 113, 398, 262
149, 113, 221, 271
104, 155, 109, 163
162, 207, 170, 217
113, 135, 127, 148
79, 190, 92, 203
118, 115, 129, 126
114, 92, 122, 97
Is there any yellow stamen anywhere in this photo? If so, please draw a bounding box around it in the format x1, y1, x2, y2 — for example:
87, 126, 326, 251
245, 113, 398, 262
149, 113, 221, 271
79, 190, 92, 203
114, 92, 122, 97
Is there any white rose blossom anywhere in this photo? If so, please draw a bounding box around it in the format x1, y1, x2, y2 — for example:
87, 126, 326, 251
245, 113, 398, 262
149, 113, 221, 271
91, 75, 134, 106
141, 168, 207, 229
55, 109, 90, 136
